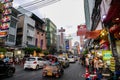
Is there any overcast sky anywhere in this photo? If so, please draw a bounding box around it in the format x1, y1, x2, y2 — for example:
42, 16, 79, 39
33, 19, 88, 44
13, 0, 85, 45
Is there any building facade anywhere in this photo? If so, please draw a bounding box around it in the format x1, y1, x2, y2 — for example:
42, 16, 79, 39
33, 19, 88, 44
45, 18, 57, 53
16, 14, 35, 48
30, 13, 46, 50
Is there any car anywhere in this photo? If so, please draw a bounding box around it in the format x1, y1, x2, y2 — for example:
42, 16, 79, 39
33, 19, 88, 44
0, 60, 15, 77
74, 56, 78, 61
68, 55, 75, 63
42, 62, 64, 78
57, 57, 69, 68
24, 57, 49, 70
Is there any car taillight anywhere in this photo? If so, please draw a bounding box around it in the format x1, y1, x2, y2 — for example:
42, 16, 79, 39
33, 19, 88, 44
33, 61, 37, 64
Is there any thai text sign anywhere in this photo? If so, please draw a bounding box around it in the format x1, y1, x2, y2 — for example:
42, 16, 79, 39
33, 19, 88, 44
102, 50, 112, 61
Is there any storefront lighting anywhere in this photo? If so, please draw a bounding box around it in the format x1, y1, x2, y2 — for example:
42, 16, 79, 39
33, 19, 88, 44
17, 51, 21, 55
102, 33, 105, 36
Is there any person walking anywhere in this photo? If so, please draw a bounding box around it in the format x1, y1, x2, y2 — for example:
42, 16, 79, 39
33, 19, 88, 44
85, 55, 89, 68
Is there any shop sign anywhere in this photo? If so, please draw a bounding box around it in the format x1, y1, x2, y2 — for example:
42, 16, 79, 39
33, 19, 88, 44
0, 30, 8, 37
102, 50, 112, 61
110, 57, 115, 72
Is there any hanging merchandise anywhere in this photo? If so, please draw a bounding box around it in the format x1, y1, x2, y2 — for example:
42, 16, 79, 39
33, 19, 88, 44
0, 0, 13, 37
109, 25, 120, 33
3, 9, 11, 15
0, 22, 10, 30
114, 31, 120, 39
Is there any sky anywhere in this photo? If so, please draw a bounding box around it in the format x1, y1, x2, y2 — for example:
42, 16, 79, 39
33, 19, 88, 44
13, 0, 85, 45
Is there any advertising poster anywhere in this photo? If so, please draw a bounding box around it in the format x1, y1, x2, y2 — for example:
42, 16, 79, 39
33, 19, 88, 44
102, 50, 112, 65
102, 50, 112, 61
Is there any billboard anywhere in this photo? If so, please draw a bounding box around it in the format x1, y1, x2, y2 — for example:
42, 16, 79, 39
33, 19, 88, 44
77, 25, 87, 36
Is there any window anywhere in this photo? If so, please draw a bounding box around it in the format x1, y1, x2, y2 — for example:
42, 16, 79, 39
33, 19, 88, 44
27, 36, 32, 41
17, 28, 22, 32
10, 17, 17, 28
40, 39, 43, 48
38, 58, 43, 61
27, 24, 34, 31
37, 32, 39, 34
35, 38, 38, 46
8, 34, 15, 42
27, 58, 35, 61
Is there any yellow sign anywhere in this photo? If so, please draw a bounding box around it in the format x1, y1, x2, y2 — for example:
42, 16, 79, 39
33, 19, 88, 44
102, 50, 112, 61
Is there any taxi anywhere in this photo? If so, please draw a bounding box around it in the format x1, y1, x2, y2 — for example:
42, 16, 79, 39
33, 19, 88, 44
42, 62, 64, 78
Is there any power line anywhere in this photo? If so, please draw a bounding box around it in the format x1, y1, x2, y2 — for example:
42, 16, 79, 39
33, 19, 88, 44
20, 0, 60, 9
18, 0, 61, 13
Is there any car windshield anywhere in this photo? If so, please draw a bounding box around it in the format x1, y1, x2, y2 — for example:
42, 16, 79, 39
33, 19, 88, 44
68, 56, 74, 58
27, 58, 36, 61
45, 62, 58, 66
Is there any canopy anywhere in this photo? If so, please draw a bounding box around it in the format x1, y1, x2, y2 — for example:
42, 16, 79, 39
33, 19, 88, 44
85, 30, 102, 39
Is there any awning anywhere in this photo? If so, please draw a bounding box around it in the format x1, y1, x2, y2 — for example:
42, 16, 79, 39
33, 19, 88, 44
85, 30, 102, 39
103, 0, 120, 24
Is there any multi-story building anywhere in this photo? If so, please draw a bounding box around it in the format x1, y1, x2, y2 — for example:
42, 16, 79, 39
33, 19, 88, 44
30, 13, 46, 50
45, 18, 57, 53
1, 7, 20, 48
16, 14, 35, 48
4, 7, 20, 47
0, 7, 21, 58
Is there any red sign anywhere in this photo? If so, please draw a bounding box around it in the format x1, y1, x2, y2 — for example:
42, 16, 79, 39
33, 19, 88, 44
0, 22, 10, 30
0, 31, 8, 37
77, 25, 87, 36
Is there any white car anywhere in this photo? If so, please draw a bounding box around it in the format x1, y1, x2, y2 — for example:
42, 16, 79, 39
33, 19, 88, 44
24, 57, 48, 70
68, 56, 75, 63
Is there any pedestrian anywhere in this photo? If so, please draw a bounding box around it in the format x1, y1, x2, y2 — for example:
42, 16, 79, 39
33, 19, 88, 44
97, 70, 103, 80
3, 56, 9, 63
94, 57, 99, 72
85, 55, 89, 69
81, 54, 85, 66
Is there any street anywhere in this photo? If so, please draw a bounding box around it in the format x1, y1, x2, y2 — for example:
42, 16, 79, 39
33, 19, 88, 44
2, 61, 85, 80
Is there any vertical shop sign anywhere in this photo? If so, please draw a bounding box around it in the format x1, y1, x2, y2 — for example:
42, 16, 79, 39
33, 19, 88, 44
0, 0, 13, 37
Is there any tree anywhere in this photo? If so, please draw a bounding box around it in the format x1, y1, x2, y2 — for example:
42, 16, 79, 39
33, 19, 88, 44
43, 50, 49, 55
23, 47, 34, 55
35, 48, 42, 53
0, 47, 7, 53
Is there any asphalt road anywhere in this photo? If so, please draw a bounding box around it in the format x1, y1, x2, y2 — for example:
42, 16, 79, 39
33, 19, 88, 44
2, 61, 85, 80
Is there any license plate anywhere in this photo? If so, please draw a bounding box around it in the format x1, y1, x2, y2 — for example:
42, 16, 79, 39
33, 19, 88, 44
47, 72, 52, 76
